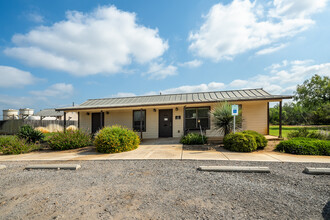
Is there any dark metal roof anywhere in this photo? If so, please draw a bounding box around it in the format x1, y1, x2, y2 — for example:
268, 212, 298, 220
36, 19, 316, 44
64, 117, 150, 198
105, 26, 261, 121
35, 108, 63, 117
56, 88, 292, 111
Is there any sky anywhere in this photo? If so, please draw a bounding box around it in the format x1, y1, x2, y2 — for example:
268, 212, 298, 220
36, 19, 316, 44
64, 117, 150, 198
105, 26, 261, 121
0, 0, 330, 117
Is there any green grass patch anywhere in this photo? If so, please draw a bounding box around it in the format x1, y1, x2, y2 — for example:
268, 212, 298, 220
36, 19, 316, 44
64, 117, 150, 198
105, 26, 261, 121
269, 125, 329, 138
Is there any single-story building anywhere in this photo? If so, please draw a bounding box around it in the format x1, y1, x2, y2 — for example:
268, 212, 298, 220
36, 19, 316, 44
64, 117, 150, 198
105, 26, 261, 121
56, 88, 292, 139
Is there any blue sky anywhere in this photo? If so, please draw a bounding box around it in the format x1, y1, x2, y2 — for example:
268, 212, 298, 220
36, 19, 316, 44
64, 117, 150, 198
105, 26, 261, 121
0, 0, 330, 116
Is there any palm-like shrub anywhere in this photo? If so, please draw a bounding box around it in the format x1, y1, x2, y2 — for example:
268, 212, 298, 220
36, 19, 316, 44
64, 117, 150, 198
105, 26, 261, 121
212, 102, 241, 136
17, 124, 44, 143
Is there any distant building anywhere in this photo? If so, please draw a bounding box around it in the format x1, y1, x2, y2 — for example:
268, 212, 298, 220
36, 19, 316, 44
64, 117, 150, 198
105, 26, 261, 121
34, 108, 78, 121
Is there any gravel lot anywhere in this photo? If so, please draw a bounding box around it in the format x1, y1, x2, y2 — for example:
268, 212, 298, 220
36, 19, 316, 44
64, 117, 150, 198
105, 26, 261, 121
0, 160, 329, 219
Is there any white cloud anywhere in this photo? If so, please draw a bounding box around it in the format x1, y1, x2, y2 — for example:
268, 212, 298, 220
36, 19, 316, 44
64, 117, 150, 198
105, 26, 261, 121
189, 0, 326, 60
30, 83, 74, 98
178, 59, 203, 68
255, 43, 287, 55
143, 60, 330, 96
112, 92, 136, 98
161, 82, 226, 94
229, 60, 330, 94
26, 12, 44, 23
269, 0, 327, 19
4, 6, 168, 76
0, 65, 38, 88
144, 62, 177, 79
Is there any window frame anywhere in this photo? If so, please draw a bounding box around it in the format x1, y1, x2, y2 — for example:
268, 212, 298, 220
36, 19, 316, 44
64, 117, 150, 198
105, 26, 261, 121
133, 110, 146, 132
185, 106, 210, 130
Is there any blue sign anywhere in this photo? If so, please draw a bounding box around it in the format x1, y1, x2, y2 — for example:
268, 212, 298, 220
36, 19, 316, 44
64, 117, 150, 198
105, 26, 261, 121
231, 105, 238, 116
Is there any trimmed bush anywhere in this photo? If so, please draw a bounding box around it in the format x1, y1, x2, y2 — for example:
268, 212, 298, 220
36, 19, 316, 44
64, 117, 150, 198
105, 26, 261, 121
223, 132, 257, 152
94, 126, 140, 153
17, 125, 44, 143
48, 129, 91, 150
287, 127, 329, 140
180, 133, 207, 145
242, 130, 268, 149
0, 136, 40, 155
276, 138, 330, 156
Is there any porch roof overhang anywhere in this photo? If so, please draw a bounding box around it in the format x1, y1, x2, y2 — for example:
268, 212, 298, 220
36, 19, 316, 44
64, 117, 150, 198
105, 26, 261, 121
56, 88, 292, 112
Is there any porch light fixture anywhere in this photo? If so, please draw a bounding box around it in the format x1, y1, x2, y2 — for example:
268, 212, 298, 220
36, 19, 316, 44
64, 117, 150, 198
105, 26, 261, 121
153, 109, 156, 112
106, 111, 109, 114
86, 112, 90, 115
175, 107, 179, 111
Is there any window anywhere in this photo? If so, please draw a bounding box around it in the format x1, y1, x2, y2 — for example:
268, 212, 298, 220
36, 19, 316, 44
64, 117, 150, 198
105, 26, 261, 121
185, 107, 210, 130
133, 110, 146, 132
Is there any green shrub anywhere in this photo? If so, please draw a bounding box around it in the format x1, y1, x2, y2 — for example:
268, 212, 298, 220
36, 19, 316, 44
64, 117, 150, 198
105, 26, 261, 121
276, 138, 330, 156
223, 132, 257, 152
17, 125, 44, 143
48, 129, 91, 150
242, 130, 268, 149
0, 135, 40, 155
180, 133, 207, 145
287, 127, 329, 140
94, 126, 140, 153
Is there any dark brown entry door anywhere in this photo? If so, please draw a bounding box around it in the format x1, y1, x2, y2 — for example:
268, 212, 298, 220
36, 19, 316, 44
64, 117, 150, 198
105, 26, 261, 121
159, 109, 173, 138
92, 112, 104, 133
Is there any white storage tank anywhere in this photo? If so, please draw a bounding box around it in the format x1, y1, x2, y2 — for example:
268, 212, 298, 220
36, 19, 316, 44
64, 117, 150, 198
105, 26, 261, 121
3, 109, 19, 120
19, 108, 34, 119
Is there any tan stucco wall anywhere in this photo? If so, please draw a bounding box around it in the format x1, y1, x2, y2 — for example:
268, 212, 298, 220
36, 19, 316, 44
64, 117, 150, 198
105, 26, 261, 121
79, 111, 91, 133
104, 110, 132, 129
241, 101, 268, 134
75, 99, 271, 138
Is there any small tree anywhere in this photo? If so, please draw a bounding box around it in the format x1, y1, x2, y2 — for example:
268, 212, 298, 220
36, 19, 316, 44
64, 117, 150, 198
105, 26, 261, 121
212, 102, 241, 136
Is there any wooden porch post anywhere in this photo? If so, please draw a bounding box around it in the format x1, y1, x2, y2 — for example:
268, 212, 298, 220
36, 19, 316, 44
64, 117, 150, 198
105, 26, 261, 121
140, 109, 143, 140
267, 102, 269, 135
183, 106, 186, 135
63, 112, 67, 132
279, 101, 282, 138
78, 112, 80, 129
100, 110, 103, 128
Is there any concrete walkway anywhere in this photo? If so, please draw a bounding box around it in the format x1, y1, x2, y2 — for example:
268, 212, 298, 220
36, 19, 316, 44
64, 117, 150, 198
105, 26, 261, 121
0, 139, 329, 163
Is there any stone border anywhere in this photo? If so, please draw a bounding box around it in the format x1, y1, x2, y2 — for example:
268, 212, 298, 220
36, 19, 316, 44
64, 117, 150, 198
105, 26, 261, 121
0, 165, 6, 170
197, 166, 270, 173
303, 167, 330, 175
25, 164, 81, 170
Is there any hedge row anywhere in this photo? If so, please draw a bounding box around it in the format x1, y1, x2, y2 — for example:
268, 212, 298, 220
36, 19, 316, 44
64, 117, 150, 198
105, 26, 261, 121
276, 138, 330, 156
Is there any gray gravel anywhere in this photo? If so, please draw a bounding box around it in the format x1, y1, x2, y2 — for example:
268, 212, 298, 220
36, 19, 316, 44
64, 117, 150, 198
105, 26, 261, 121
0, 160, 329, 219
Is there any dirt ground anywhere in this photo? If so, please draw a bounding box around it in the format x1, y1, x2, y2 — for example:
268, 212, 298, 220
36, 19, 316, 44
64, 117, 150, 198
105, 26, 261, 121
0, 160, 329, 219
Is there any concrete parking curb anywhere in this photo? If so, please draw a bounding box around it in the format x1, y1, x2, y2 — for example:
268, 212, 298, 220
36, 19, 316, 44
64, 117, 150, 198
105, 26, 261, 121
197, 166, 270, 173
0, 165, 6, 170
25, 164, 81, 170
303, 167, 330, 175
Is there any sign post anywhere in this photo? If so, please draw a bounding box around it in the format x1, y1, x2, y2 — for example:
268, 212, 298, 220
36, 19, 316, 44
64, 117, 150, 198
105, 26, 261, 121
231, 105, 238, 134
